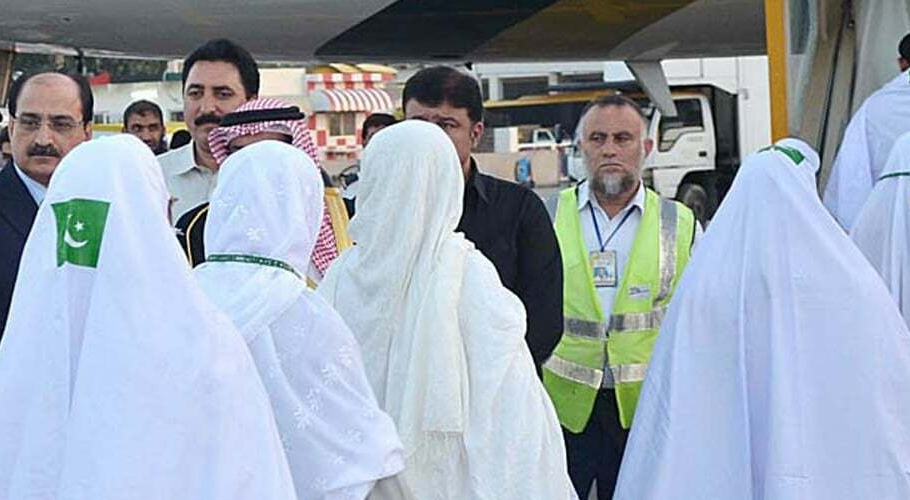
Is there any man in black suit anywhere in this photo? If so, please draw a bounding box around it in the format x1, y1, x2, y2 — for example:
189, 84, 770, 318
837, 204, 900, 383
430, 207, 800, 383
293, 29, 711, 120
0, 72, 93, 339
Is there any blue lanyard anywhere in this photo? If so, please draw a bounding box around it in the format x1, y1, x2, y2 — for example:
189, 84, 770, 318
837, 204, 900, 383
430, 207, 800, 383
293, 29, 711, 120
589, 204, 634, 252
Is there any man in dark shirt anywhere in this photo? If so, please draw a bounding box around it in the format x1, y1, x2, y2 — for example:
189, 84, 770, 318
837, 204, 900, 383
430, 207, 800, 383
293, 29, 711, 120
403, 66, 563, 367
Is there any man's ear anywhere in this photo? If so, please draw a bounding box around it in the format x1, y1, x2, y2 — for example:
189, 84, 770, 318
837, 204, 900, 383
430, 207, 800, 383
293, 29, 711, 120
643, 137, 654, 157
471, 121, 485, 148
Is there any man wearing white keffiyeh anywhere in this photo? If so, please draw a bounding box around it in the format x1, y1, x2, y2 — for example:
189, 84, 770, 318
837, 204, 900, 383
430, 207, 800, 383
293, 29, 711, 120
175, 97, 351, 285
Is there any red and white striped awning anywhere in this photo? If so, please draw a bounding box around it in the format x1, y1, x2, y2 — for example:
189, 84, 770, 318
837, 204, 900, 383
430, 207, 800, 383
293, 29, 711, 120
310, 88, 396, 113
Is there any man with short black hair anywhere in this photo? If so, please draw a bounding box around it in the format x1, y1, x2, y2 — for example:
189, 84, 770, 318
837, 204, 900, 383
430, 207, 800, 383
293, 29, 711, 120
403, 65, 563, 369
0, 71, 93, 338
157, 38, 259, 223
123, 99, 167, 154
361, 112, 397, 147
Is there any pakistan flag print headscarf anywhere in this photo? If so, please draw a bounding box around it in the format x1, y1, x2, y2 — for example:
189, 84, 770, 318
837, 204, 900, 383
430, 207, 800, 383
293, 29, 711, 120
0, 135, 296, 500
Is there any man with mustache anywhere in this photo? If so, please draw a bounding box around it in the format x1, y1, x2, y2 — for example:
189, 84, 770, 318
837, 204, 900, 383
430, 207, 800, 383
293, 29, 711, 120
157, 39, 258, 224
0, 72, 93, 338
542, 95, 700, 500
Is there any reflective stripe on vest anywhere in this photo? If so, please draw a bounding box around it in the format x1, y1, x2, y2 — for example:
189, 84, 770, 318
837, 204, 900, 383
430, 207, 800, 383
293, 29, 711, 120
564, 317, 607, 340
656, 199, 678, 303
544, 356, 603, 388
562, 307, 666, 341
610, 363, 648, 384
544, 357, 648, 387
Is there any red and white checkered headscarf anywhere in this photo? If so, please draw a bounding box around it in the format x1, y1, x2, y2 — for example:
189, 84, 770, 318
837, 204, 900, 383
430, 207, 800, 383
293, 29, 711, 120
209, 98, 338, 276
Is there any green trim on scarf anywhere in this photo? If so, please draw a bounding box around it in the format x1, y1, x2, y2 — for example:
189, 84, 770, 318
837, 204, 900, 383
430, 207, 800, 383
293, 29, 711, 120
758, 144, 805, 166
207, 253, 301, 279
879, 170, 910, 181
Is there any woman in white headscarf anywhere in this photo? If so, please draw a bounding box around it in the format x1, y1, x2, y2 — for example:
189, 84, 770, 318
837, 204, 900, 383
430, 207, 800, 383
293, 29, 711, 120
194, 141, 405, 500
614, 139, 910, 500
0, 135, 296, 500
318, 120, 577, 500
851, 130, 910, 328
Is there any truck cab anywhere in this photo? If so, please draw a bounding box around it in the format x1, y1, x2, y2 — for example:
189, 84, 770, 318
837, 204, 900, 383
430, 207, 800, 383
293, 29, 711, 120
645, 93, 716, 222
644, 87, 739, 224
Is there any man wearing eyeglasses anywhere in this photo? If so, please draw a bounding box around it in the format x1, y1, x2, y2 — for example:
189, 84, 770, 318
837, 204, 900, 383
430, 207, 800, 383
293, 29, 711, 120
0, 72, 93, 340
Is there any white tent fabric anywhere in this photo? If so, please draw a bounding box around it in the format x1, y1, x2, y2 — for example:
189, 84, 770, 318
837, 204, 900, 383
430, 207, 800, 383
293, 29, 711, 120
319, 120, 577, 500
614, 138, 910, 500
195, 141, 405, 500
0, 135, 296, 500
823, 69, 910, 229
851, 130, 910, 328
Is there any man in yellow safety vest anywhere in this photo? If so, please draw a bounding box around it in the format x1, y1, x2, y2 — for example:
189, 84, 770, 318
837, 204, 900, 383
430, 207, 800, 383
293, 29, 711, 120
543, 94, 699, 500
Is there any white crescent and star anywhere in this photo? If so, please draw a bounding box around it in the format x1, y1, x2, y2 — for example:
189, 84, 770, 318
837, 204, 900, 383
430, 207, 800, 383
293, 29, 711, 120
63, 213, 88, 249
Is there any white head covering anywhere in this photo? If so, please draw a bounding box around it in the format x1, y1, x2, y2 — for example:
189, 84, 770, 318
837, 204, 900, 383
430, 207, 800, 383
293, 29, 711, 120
0, 135, 296, 500
614, 139, 910, 500
194, 141, 405, 500
851, 130, 910, 328
824, 70, 910, 229
319, 120, 577, 500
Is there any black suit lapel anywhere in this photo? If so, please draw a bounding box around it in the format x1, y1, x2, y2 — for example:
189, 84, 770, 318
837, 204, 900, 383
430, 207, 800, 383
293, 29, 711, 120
0, 165, 39, 239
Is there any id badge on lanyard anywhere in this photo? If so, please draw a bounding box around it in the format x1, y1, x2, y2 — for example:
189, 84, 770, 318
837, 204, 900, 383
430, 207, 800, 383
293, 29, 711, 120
589, 203, 633, 289
590, 250, 618, 288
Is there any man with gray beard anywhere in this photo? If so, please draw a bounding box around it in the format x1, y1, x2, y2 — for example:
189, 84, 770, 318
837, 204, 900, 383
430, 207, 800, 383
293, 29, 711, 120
542, 94, 701, 500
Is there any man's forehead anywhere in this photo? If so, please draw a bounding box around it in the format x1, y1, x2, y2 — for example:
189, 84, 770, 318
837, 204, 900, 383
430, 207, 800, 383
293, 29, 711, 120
184, 60, 244, 88
405, 100, 469, 120
127, 112, 162, 124
583, 105, 645, 132
17, 75, 81, 116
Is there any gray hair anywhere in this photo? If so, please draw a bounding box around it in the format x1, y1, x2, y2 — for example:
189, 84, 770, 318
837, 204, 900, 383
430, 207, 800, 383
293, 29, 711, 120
575, 94, 648, 142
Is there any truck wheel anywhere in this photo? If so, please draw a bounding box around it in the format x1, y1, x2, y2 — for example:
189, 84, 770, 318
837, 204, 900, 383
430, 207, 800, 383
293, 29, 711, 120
677, 183, 710, 225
